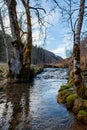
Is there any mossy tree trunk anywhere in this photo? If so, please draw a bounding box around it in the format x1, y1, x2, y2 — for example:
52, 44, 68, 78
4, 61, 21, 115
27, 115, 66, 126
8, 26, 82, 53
5, 0, 23, 80
21, 0, 32, 68
5, 0, 33, 82
73, 0, 85, 98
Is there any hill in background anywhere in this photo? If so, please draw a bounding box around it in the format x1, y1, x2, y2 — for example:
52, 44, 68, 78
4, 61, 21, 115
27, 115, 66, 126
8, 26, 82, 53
0, 31, 63, 64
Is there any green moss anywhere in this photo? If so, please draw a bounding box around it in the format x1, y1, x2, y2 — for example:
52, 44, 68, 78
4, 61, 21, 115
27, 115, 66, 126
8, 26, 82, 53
68, 75, 74, 85
0, 69, 3, 73
60, 83, 72, 91
66, 94, 77, 109
58, 90, 73, 103
0, 73, 3, 78
78, 110, 87, 116
34, 66, 43, 75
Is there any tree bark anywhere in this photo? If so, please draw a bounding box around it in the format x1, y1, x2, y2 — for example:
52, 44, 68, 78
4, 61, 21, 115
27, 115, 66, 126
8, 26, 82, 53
5, 0, 23, 80
73, 0, 85, 97
0, 9, 9, 63
21, 0, 32, 68
5, 0, 33, 82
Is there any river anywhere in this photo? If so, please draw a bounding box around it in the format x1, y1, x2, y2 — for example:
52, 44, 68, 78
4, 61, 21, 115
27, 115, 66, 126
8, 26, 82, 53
0, 68, 87, 130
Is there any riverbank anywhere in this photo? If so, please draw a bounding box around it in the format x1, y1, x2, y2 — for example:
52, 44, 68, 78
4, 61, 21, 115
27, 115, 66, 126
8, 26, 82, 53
58, 74, 87, 124
0, 67, 87, 130
0, 63, 44, 90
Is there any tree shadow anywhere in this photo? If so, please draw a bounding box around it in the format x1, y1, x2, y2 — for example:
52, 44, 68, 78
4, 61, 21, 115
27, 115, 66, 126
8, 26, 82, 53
2, 82, 33, 130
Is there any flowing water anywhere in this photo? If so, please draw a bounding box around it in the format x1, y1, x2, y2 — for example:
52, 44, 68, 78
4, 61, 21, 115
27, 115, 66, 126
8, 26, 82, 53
0, 68, 87, 130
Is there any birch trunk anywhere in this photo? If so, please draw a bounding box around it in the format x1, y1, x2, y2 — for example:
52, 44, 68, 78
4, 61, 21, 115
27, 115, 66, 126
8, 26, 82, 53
73, 0, 85, 97
0, 9, 9, 63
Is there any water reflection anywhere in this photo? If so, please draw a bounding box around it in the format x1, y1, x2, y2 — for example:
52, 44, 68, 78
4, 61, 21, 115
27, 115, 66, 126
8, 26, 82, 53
0, 83, 32, 130
0, 68, 87, 130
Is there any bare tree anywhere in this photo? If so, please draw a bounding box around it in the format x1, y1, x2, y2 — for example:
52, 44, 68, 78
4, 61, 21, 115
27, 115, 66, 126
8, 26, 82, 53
73, 0, 85, 97
53, 0, 86, 97
0, 9, 9, 63
21, 0, 32, 68
5, 0, 24, 80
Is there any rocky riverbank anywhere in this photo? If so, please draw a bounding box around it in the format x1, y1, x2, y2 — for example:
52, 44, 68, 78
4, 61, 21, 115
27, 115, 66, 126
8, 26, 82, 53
57, 73, 87, 124
0, 63, 44, 90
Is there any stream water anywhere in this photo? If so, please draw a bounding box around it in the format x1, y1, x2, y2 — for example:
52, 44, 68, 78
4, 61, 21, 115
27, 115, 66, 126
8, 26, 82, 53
0, 68, 87, 130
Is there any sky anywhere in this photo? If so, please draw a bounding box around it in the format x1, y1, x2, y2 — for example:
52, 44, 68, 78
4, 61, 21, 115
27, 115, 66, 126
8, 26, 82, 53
30, 0, 74, 58
1, 0, 86, 59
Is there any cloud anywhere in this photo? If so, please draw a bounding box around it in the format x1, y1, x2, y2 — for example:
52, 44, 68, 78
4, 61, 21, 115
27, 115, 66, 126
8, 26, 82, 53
50, 34, 73, 58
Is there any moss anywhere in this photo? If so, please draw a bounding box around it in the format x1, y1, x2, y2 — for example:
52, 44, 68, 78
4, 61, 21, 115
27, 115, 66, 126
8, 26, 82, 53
0, 73, 3, 78
58, 89, 73, 103
60, 83, 72, 91
66, 94, 77, 109
77, 110, 87, 123
33, 66, 43, 75
78, 110, 87, 116
68, 75, 74, 85
0, 69, 3, 73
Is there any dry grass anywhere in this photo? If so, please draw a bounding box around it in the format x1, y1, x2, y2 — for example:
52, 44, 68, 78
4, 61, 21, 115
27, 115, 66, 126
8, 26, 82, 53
0, 62, 8, 72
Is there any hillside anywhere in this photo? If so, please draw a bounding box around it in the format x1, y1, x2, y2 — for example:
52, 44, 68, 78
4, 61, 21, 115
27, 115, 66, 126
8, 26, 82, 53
31, 46, 63, 65
0, 32, 62, 64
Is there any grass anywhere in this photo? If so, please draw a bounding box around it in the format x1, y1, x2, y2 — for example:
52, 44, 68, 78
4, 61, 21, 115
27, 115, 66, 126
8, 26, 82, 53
0, 63, 8, 72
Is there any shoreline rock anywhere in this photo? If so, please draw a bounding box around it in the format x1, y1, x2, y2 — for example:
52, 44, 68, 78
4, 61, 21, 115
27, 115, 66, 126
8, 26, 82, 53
57, 76, 87, 124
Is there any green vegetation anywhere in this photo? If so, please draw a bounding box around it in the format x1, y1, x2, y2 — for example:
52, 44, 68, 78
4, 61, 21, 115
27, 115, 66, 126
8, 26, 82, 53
58, 71, 87, 123
77, 110, 87, 123
66, 94, 77, 109
58, 89, 73, 103
59, 83, 72, 91
78, 110, 87, 116
33, 66, 43, 75
58, 78, 74, 103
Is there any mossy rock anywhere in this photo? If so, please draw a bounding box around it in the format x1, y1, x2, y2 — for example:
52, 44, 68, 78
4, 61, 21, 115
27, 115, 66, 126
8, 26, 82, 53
73, 99, 87, 114
58, 89, 73, 103
73, 98, 82, 114
66, 94, 77, 109
77, 110, 87, 124
33, 66, 43, 75
82, 100, 87, 110
59, 83, 73, 91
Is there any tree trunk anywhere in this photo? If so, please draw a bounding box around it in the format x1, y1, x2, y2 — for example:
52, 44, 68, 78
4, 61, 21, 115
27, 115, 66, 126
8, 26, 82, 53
0, 9, 9, 63
5, 0, 33, 82
73, 0, 85, 98
5, 0, 23, 80
20, 0, 33, 81
21, 0, 32, 67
